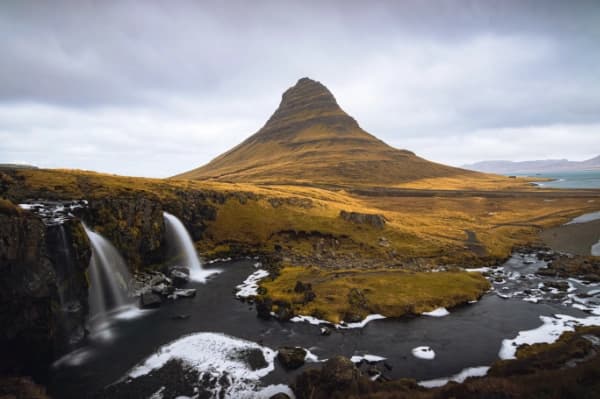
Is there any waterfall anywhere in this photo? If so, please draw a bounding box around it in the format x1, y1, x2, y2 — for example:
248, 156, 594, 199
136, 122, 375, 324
163, 212, 218, 282
83, 224, 134, 326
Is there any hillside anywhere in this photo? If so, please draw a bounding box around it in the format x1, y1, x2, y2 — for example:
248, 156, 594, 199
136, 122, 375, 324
463, 155, 600, 174
175, 78, 487, 186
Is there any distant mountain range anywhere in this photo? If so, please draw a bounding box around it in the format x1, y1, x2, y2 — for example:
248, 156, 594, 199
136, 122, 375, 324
175, 77, 483, 186
462, 156, 600, 174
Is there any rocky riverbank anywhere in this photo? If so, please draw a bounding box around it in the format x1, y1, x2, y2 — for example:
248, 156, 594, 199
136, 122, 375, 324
291, 326, 600, 399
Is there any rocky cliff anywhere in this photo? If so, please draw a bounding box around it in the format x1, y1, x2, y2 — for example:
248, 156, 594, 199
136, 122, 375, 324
0, 202, 90, 379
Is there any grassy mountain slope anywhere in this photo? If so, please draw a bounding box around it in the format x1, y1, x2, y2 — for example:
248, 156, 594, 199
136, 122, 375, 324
175, 78, 496, 187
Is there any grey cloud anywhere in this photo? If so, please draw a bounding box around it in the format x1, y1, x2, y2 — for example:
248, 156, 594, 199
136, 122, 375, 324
1, 0, 599, 176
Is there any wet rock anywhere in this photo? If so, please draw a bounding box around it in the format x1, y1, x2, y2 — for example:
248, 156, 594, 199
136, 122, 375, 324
140, 292, 162, 309
255, 297, 273, 320
277, 347, 307, 370
170, 269, 190, 287
233, 348, 268, 371
171, 288, 196, 299
269, 394, 291, 399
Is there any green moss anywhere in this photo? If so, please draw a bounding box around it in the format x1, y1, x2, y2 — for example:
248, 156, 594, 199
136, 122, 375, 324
260, 266, 490, 323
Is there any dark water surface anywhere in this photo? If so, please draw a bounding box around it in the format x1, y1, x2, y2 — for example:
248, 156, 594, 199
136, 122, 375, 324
49, 259, 591, 398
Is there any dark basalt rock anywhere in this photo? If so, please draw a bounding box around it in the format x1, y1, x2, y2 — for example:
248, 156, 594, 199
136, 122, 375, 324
277, 347, 307, 370
293, 356, 362, 399
0, 206, 91, 379
84, 196, 166, 270
232, 348, 268, 371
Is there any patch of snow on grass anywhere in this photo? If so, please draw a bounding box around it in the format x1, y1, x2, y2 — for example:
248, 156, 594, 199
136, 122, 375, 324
422, 307, 449, 317
418, 366, 490, 388
499, 314, 600, 360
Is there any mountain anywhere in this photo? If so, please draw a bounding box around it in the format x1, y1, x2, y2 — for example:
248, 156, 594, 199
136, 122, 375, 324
176, 77, 480, 186
463, 156, 600, 174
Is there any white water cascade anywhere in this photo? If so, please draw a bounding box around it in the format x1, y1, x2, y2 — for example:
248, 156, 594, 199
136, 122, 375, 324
83, 224, 136, 329
163, 212, 219, 282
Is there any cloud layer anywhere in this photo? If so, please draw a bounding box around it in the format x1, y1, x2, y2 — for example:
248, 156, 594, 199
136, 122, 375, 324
1, 1, 599, 177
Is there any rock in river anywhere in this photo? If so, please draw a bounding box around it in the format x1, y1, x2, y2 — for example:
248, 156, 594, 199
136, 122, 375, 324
277, 346, 307, 370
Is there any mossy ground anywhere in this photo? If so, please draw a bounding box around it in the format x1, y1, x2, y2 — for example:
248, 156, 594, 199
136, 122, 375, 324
260, 266, 490, 323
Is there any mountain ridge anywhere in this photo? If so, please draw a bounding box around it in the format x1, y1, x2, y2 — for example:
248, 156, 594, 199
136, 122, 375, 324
175, 77, 482, 186
463, 155, 600, 174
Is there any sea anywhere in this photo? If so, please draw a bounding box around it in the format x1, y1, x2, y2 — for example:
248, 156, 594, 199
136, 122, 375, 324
514, 170, 600, 189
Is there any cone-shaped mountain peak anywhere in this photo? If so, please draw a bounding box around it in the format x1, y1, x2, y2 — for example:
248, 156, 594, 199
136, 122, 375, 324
257, 77, 359, 141
175, 78, 479, 186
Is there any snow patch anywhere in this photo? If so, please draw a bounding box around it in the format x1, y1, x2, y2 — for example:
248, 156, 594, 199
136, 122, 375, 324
127, 332, 283, 398
499, 314, 600, 360
350, 354, 387, 363
565, 211, 600, 225
412, 346, 435, 360
235, 269, 269, 298
418, 366, 490, 388
290, 313, 386, 329
422, 307, 449, 317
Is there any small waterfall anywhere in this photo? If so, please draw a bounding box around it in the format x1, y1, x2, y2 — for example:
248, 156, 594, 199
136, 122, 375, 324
163, 212, 218, 282
83, 224, 134, 327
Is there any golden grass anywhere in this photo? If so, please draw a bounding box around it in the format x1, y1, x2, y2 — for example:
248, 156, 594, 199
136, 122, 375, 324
260, 266, 491, 323
7, 168, 600, 267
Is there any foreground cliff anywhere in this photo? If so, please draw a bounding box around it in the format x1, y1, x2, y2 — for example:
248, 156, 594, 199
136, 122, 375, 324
0, 200, 90, 379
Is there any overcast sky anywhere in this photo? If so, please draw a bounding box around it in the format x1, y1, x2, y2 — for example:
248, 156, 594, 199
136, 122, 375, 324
1, 1, 599, 177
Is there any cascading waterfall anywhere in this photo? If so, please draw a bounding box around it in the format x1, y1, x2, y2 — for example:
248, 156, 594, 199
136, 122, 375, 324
83, 224, 135, 328
163, 212, 219, 282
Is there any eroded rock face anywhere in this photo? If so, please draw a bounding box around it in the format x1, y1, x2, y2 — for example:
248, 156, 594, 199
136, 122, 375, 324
85, 196, 166, 270
0, 209, 90, 379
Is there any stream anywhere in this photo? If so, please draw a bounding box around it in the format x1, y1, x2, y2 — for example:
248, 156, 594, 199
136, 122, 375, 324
48, 253, 600, 398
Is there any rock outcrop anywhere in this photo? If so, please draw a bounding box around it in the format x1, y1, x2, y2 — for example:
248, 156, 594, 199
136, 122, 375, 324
0, 203, 90, 379
293, 356, 364, 399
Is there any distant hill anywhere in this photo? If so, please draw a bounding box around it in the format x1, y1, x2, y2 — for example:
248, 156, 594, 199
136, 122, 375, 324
0, 163, 38, 170
175, 78, 483, 186
463, 156, 600, 174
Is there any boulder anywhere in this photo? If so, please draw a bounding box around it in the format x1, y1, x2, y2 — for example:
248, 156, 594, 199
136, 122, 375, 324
171, 288, 196, 299
170, 269, 190, 287
293, 356, 362, 399
140, 292, 162, 309
277, 347, 307, 370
